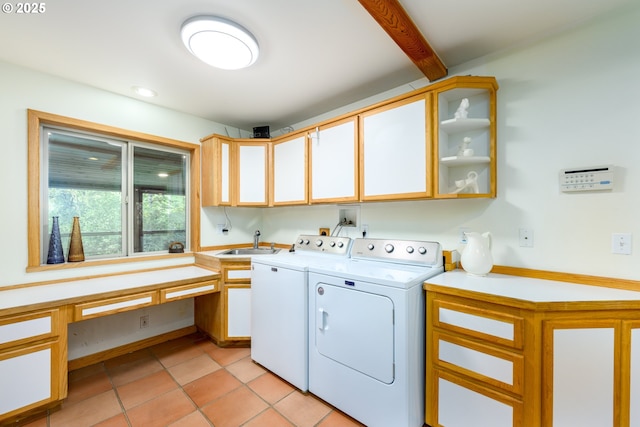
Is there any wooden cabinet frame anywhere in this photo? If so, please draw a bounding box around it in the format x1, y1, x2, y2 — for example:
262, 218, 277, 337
427, 283, 640, 427
200, 76, 498, 207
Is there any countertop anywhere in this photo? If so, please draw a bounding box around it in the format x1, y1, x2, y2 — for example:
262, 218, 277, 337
0, 265, 219, 314
424, 270, 640, 310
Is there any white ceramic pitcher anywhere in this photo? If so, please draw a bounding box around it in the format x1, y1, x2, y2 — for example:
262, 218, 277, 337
461, 231, 493, 276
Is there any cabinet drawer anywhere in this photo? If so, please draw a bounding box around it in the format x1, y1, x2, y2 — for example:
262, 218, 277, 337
160, 281, 218, 303
434, 300, 524, 349
435, 370, 523, 427
224, 267, 251, 283
0, 310, 59, 350
74, 291, 158, 321
435, 332, 523, 395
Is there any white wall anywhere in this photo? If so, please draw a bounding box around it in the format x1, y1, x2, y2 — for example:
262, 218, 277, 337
263, 3, 640, 280
0, 60, 260, 358
0, 60, 261, 288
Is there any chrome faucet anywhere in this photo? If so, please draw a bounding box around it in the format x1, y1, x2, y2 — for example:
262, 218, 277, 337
253, 230, 261, 249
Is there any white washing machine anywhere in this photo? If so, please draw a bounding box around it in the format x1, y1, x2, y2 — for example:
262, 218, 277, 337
251, 235, 351, 391
308, 238, 443, 427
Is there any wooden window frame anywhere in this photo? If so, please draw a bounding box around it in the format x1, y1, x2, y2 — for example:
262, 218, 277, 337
27, 109, 201, 270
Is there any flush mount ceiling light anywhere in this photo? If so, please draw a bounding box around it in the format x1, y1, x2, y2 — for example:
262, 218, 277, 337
181, 15, 259, 70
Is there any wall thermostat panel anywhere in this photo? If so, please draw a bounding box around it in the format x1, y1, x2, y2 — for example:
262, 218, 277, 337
559, 165, 613, 192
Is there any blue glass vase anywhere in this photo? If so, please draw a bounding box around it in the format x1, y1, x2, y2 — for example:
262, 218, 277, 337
46, 216, 65, 264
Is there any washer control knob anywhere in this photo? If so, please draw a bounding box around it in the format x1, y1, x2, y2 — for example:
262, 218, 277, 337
304, 239, 310, 245
329, 241, 336, 247
418, 247, 427, 255
367, 243, 375, 251
315, 239, 323, 247
337, 241, 344, 248
384, 244, 394, 253
298, 239, 304, 245
406, 246, 414, 254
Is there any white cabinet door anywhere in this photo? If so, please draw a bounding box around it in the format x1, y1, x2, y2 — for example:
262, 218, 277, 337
549, 325, 615, 427
361, 95, 429, 200
272, 134, 307, 205
0, 345, 52, 415
236, 142, 268, 206
227, 287, 251, 338
309, 117, 358, 203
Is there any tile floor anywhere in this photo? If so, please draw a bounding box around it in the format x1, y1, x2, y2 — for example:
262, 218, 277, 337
22, 333, 365, 427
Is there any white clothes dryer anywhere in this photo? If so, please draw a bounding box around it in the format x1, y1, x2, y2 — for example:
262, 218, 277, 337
308, 238, 443, 427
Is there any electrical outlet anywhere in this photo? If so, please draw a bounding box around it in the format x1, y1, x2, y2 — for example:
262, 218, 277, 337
361, 224, 369, 237
216, 224, 226, 235
140, 315, 149, 329
519, 228, 534, 247
319, 228, 330, 236
612, 233, 632, 255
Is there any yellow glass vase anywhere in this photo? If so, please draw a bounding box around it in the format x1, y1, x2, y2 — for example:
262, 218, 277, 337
68, 216, 85, 262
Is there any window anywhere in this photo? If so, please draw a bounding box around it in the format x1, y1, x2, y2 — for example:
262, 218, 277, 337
28, 110, 201, 268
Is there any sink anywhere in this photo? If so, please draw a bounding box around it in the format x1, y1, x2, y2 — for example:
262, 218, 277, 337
220, 248, 280, 255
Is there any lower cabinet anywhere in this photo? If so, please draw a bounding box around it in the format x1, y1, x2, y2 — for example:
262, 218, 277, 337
195, 259, 252, 346
0, 309, 67, 423
225, 286, 251, 339
0, 270, 219, 424
426, 294, 525, 427
426, 289, 640, 427
542, 319, 640, 427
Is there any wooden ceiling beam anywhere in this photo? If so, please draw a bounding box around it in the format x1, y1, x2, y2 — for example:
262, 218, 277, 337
357, 0, 447, 81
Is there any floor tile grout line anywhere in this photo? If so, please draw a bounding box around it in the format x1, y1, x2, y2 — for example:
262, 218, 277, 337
156, 350, 216, 427
53, 334, 362, 427
103, 360, 133, 427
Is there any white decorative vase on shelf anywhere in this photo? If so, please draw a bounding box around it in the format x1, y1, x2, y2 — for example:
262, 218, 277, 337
461, 231, 493, 276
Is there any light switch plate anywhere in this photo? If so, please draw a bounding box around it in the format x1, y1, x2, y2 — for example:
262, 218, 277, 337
612, 233, 632, 255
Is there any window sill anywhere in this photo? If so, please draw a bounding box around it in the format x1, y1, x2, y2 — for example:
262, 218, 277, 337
26, 252, 194, 273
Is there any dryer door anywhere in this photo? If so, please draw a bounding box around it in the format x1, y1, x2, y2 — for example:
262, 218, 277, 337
313, 280, 394, 384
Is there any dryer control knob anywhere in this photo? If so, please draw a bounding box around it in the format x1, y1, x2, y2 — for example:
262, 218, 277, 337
329, 241, 336, 247
418, 247, 427, 254
337, 241, 344, 248
298, 239, 304, 245
304, 239, 310, 245
406, 246, 414, 254
367, 243, 375, 250
315, 239, 323, 247
385, 244, 394, 253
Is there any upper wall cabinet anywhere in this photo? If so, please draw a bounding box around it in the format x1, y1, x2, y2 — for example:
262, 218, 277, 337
200, 75, 498, 207
360, 94, 431, 201
201, 135, 232, 206
309, 116, 359, 204
432, 76, 498, 198
201, 135, 269, 207
235, 140, 270, 206
271, 131, 308, 206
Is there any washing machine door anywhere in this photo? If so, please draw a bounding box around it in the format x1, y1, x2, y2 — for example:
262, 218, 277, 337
313, 281, 395, 384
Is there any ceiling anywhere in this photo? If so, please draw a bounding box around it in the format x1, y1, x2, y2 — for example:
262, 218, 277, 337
0, 0, 632, 133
